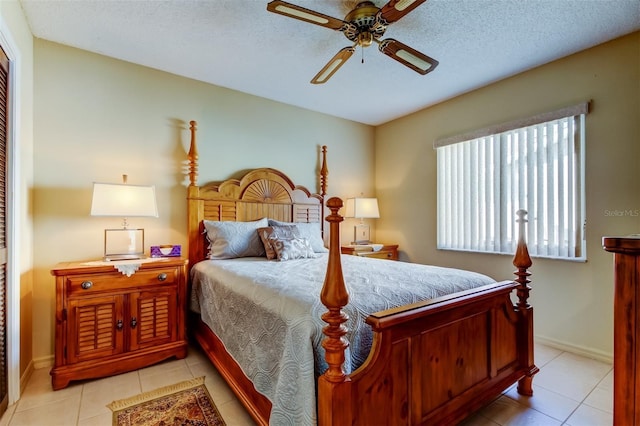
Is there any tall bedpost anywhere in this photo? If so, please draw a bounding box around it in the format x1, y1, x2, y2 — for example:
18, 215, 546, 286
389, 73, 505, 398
513, 209, 538, 396
188, 120, 199, 187
187, 120, 204, 271
318, 197, 352, 426
320, 145, 328, 238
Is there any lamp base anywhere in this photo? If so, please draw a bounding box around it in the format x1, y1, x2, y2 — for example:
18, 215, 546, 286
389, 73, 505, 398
353, 224, 371, 245
104, 228, 145, 261
103, 254, 147, 262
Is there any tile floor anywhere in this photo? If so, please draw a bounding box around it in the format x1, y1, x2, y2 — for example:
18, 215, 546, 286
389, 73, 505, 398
0, 342, 612, 426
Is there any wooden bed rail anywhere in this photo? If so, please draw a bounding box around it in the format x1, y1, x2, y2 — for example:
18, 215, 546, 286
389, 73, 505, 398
318, 198, 537, 425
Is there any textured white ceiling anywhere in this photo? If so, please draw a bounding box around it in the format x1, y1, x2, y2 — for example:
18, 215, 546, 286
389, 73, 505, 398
20, 0, 640, 125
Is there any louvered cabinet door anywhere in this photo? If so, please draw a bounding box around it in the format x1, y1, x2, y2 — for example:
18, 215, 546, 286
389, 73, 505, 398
66, 295, 125, 364
129, 287, 178, 351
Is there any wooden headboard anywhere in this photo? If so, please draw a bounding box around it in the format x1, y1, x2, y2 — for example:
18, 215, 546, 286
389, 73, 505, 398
185, 121, 328, 270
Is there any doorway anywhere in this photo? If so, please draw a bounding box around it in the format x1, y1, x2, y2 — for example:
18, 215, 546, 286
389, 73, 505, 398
0, 45, 9, 417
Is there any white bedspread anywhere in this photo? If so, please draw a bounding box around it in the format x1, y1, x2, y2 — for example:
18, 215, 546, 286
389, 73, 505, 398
190, 254, 495, 426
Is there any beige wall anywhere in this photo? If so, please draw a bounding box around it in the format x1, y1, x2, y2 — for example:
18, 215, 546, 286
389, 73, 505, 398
15, 8, 640, 368
32, 39, 375, 362
0, 0, 35, 384
375, 32, 640, 360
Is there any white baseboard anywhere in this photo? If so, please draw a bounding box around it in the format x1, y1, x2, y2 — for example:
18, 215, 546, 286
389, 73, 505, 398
19, 360, 34, 396
535, 335, 613, 364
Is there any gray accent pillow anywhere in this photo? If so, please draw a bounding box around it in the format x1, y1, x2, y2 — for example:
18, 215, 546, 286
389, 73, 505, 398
257, 225, 301, 260
271, 237, 316, 261
268, 219, 328, 253
203, 218, 269, 259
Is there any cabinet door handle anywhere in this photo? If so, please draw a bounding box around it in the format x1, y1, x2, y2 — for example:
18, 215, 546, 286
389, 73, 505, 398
81, 281, 93, 290
116, 320, 123, 331
130, 317, 137, 329
157, 273, 167, 282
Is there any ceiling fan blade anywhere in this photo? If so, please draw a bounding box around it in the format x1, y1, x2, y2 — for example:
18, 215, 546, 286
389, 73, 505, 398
311, 47, 355, 84
379, 0, 428, 23
267, 1, 346, 30
378, 38, 438, 75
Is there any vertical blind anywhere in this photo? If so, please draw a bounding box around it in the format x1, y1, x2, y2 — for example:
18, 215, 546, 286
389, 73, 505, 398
436, 103, 587, 260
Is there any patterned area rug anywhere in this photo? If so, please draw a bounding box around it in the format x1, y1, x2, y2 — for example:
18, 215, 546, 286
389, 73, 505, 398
107, 376, 226, 426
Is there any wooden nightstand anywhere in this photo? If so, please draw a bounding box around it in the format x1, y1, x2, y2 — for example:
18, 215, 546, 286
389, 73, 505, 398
341, 244, 399, 261
50, 257, 188, 390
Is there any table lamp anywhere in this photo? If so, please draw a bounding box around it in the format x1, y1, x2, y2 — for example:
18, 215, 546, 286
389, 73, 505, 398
90, 175, 158, 261
344, 197, 379, 244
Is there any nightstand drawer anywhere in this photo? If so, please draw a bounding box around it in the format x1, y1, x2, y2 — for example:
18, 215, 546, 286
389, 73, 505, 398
341, 244, 399, 261
357, 250, 396, 260
67, 267, 179, 296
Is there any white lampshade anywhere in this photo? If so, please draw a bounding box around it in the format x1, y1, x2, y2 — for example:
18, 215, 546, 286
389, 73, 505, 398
344, 197, 380, 219
90, 180, 158, 261
90, 182, 158, 218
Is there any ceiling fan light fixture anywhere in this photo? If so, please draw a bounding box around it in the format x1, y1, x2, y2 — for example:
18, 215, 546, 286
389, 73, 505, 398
275, 5, 330, 24
358, 32, 374, 47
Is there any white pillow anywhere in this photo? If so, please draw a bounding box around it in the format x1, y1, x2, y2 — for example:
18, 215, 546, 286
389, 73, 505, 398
203, 218, 268, 259
268, 219, 328, 253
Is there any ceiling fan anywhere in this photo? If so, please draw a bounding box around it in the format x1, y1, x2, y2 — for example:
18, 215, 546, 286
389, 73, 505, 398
266, 0, 439, 84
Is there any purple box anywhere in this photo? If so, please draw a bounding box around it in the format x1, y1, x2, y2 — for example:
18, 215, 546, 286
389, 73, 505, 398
150, 245, 181, 258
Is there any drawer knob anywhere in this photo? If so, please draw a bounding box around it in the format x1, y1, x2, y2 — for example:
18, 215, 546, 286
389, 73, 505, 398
157, 273, 167, 282
81, 281, 93, 290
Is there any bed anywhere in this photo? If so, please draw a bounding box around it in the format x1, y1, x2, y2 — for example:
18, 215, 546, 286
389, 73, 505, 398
185, 121, 538, 425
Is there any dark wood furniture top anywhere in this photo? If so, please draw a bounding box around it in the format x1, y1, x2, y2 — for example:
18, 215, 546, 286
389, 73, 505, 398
185, 120, 537, 426
603, 236, 640, 426
50, 257, 188, 390
341, 244, 399, 260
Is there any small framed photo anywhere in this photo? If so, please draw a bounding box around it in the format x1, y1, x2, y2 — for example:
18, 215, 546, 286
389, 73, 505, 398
104, 228, 144, 260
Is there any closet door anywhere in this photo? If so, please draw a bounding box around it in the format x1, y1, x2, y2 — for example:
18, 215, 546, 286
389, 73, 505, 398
0, 45, 9, 416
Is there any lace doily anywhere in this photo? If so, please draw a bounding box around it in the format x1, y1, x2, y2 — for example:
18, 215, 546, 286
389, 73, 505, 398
115, 263, 140, 277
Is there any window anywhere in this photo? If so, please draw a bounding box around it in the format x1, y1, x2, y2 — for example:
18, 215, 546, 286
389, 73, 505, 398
436, 103, 588, 260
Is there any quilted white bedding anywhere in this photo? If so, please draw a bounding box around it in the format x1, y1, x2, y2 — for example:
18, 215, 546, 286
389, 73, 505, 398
190, 254, 495, 426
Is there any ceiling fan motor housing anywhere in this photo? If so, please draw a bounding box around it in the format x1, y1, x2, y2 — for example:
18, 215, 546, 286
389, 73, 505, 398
343, 1, 388, 44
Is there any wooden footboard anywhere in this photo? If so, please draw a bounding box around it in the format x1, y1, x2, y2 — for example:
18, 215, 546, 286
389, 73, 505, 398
319, 199, 538, 426
319, 282, 527, 425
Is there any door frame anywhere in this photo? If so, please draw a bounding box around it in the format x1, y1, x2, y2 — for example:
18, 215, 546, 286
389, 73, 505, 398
0, 14, 23, 405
